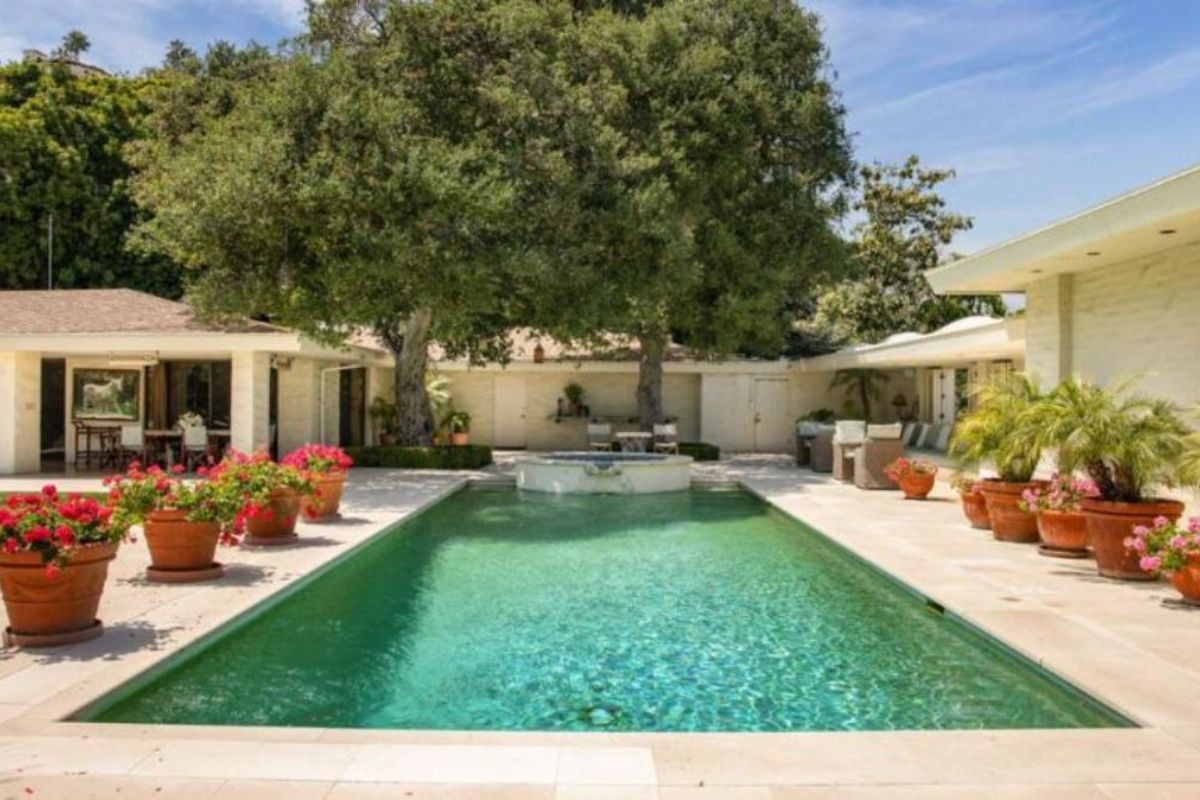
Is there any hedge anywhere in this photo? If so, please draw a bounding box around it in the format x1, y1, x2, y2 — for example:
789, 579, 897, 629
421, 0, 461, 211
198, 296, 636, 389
678, 442, 720, 461
344, 444, 494, 470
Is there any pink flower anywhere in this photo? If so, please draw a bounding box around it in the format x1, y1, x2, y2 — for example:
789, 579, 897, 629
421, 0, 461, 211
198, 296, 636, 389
1131, 525, 1150, 536
1188, 518, 1200, 534
1170, 535, 1188, 550
1153, 515, 1170, 529
1138, 556, 1162, 573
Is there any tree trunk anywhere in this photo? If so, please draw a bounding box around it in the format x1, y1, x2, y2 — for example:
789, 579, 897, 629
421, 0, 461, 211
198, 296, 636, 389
636, 336, 665, 431
383, 309, 435, 446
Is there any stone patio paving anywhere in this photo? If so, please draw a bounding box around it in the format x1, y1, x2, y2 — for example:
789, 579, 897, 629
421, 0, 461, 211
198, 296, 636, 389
0, 457, 1198, 798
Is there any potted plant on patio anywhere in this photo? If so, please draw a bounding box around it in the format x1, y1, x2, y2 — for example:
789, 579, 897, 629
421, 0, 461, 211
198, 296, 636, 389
444, 410, 471, 446
369, 397, 399, 446
950, 475, 990, 529
1027, 378, 1200, 580
1125, 516, 1200, 604
0, 487, 124, 647
105, 462, 243, 582
884, 457, 938, 499
949, 374, 1047, 543
210, 450, 315, 546
564, 382, 586, 416
1018, 473, 1099, 559
282, 444, 354, 520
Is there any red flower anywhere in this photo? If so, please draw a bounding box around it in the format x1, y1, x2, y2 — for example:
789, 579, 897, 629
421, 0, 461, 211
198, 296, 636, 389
41, 485, 58, 500
3, 537, 17, 554
170, 463, 186, 474
53, 526, 74, 546
43, 563, 61, 580
25, 526, 51, 544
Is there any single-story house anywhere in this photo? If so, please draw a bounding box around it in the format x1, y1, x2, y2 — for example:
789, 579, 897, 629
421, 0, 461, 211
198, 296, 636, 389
927, 163, 1200, 409
0, 290, 389, 474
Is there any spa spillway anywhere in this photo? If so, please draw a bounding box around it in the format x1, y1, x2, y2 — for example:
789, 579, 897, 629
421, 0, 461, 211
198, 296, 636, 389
516, 452, 693, 494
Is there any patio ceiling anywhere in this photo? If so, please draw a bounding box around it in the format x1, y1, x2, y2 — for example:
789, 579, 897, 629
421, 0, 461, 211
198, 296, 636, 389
927, 164, 1200, 294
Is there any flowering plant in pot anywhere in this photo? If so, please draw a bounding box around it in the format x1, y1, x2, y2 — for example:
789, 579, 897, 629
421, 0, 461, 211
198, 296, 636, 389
949, 374, 1047, 542
1018, 473, 1099, 559
208, 450, 315, 546
950, 475, 990, 529
1027, 378, 1200, 580
1125, 516, 1200, 604
884, 457, 938, 499
281, 444, 353, 520
105, 462, 243, 582
0, 487, 124, 646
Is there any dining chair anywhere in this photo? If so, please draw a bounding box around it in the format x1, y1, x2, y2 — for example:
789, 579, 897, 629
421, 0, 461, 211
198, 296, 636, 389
181, 424, 209, 471
587, 423, 613, 451
652, 423, 680, 454
118, 424, 148, 468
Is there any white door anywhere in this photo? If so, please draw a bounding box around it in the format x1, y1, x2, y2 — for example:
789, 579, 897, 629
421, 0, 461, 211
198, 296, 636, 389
492, 374, 527, 449
752, 379, 791, 452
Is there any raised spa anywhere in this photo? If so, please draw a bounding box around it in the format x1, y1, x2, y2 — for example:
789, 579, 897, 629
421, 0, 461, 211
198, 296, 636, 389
516, 451, 693, 494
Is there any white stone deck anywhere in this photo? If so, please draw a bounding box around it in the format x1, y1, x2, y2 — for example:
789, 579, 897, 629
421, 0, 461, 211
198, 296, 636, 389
0, 457, 1198, 798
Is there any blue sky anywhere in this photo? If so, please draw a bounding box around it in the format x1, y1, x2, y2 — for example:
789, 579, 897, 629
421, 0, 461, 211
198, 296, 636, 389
3, 0, 1199, 253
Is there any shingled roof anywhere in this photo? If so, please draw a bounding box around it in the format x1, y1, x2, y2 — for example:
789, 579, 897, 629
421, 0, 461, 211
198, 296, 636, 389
0, 289, 283, 336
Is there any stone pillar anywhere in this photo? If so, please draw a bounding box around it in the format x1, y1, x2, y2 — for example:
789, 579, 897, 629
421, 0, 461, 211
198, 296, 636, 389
230, 351, 271, 454
0, 353, 41, 475
275, 358, 320, 455
1024, 274, 1072, 387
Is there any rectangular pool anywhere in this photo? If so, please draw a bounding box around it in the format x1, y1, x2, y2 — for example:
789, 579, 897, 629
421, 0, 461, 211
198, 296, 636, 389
82, 486, 1129, 732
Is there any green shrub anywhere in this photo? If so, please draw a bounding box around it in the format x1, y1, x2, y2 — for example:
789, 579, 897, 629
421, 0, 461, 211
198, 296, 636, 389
678, 442, 720, 461
344, 445, 493, 470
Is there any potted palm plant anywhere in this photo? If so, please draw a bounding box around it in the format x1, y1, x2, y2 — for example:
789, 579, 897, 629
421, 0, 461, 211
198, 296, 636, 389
369, 397, 399, 446
444, 410, 472, 446
1027, 378, 1200, 580
564, 382, 586, 416
0, 487, 124, 647
949, 374, 1047, 542
106, 462, 243, 582
282, 444, 354, 520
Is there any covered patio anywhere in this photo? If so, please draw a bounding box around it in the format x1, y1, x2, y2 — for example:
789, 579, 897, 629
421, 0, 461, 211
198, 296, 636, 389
0, 289, 390, 475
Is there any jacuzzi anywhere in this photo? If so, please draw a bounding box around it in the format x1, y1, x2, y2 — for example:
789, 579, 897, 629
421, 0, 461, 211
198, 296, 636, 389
516, 452, 693, 494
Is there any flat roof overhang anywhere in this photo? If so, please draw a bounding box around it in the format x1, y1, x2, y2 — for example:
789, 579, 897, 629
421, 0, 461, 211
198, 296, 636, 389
794, 316, 1025, 372
0, 332, 390, 366
927, 164, 1200, 294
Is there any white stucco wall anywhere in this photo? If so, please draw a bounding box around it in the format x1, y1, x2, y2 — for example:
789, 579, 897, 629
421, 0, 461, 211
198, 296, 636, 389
277, 357, 321, 455
1025, 240, 1200, 407
230, 351, 271, 454
0, 352, 41, 474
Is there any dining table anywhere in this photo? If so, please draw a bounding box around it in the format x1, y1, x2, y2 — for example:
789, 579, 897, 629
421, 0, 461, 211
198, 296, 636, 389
144, 429, 232, 466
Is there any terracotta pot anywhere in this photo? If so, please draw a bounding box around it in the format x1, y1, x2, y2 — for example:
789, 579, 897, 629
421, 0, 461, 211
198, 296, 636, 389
959, 491, 991, 530
980, 480, 1047, 543
244, 488, 302, 542
450, 432, 469, 446
1037, 508, 1090, 557
302, 471, 347, 520
144, 510, 220, 572
1169, 553, 1200, 605
898, 471, 936, 500
0, 541, 118, 643
1082, 498, 1184, 581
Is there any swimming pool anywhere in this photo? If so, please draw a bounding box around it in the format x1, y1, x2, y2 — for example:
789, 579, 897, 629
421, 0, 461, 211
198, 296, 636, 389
83, 486, 1128, 732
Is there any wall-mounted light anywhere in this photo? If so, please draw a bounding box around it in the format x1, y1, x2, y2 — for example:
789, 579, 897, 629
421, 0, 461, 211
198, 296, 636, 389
1159, 228, 1177, 235
1086, 251, 1101, 257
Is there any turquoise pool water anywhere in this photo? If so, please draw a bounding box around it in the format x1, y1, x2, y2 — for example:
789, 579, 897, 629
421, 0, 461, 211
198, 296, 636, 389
86, 486, 1127, 731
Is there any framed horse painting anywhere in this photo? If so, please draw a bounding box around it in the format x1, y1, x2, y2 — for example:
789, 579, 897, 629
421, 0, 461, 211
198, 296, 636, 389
72, 369, 141, 421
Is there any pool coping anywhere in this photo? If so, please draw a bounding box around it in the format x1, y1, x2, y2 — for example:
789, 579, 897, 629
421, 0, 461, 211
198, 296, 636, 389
1, 459, 1199, 794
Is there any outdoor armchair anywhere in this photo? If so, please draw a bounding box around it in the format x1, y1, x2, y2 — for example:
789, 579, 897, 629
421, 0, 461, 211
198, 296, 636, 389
853, 423, 906, 490
832, 420, 867, 481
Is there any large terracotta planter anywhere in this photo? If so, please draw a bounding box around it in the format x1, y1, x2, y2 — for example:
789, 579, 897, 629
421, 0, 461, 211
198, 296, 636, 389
1037, 509, 1090, 559
898, 472, 936, 500
143, 510, 223, 583
0, 541, 118, 647
959, 491, 991, 530
980, 480, 1047, 543
302, 471, 347, 520
1169, 553, 1200, 605
243, 488, 302, 546
1082, 498, 1184, 581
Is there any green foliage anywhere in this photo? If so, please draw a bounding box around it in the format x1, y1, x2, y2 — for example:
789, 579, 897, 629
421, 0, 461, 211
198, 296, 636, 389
0, 61, 181, 294
344, 445, 494, 470
443, 409, 471, 434
54, 30, 92, 61
678, 442, 720, 462
829, 369, 890, 421
949, 373, 1044, 483
798, 408, 837, 424
528, 0, 853, 418
563, 383, 586, 405
368, 397, 398, 437
1025, 378, 1200, 503
806, 156, 1005, 347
